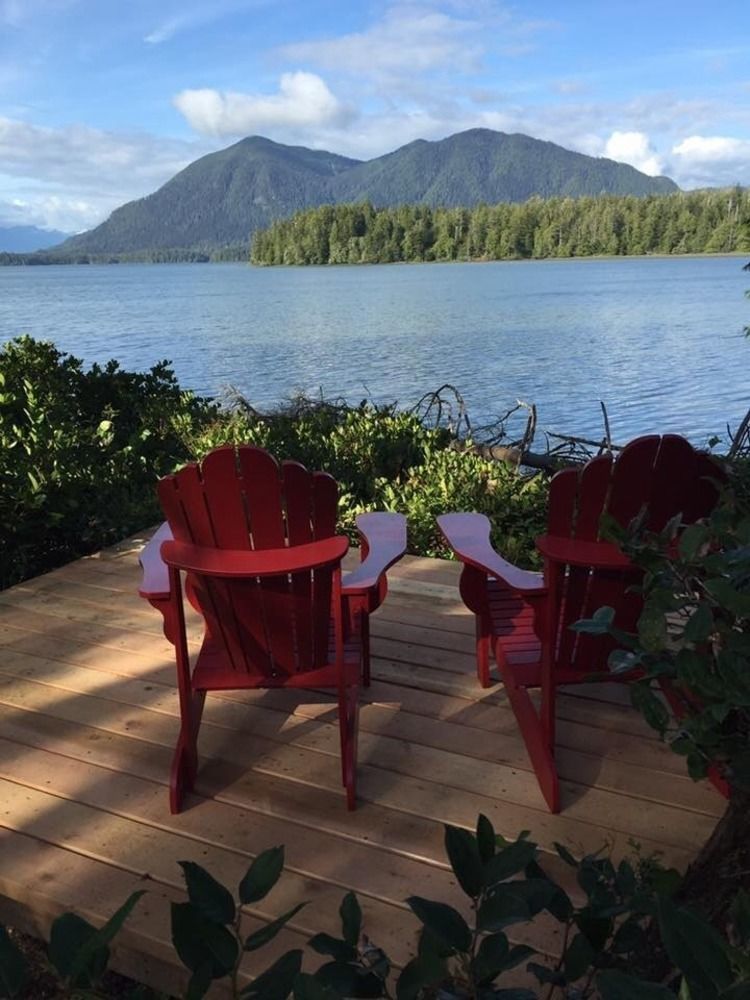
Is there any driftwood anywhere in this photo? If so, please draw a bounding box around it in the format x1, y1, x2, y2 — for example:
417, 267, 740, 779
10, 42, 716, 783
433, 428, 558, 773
222, 382, 623, 473
417, 385, 620, 472
468, 443, 567, 472
728, 406, 750, 460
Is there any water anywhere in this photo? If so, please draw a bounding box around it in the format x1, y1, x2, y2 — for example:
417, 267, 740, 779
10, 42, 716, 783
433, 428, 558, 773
1, 256, 748, 445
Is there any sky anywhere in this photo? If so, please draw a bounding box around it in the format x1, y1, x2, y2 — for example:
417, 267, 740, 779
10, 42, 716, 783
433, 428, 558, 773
1, 0, 749, 234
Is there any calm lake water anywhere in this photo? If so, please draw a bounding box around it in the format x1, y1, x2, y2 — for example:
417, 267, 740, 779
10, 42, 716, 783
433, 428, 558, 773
1, 256, 748, 445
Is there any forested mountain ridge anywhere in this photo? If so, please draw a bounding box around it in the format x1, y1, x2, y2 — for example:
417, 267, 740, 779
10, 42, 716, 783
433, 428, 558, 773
55, 129, 678, 255
60, 136, 358, 254
331, 129, 676, 206
251, 189, 750, 265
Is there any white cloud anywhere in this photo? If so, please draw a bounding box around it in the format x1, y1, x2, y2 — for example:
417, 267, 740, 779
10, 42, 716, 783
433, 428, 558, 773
0, 116, 204, 230
279, 6, 480, 78
671, 134, 750, 187
602, 131, 664, 176
0, 195, 97, 232
173, 72, 354, 137
144, 1, 261, 44
672, 134, 749, 161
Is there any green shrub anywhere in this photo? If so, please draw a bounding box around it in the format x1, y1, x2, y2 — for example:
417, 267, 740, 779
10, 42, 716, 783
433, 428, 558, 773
0, 337, 216, 588
377, 444, 549, 567
2, 337, 549, 588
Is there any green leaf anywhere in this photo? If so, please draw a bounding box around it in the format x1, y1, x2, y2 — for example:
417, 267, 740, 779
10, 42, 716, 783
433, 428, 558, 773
0, 925, 28, 997
179, 862, 235, 924
528, 961, 565, 986
638, 604, 669, 652
312, 961, 383, 997
241, 949, 303, 1000
240, 847, 285, 905
472, 932, 509, 984
308, 933, 357, 962
396, 954, 446, 1000
339, 891, 362, 947
730, 890, 750, 947
573, 606, 615, 635
244, 904, 307, 952
658, 895, 732, 996
48, 913, 109, 986
680, 523, 710, 560
597, 970, 675, 999
478, 880, 557, 931
405, 897, 471, 952
630, 682, 670, 735
688, 752, 709, 781
608, 649, 642, 674
482, 838, 537, 887
498, 944, 536, 972
444, 824, 483, 898
68, 890, 145, 985
472, 934, 535, 986
185, 962, 214, 1000
170, 902, 239, 978
685, 603, 714, 644
293, 972, 340, 1000
476, 814, 496, 864
563, 932, 596, 982
553, 842, 579, 867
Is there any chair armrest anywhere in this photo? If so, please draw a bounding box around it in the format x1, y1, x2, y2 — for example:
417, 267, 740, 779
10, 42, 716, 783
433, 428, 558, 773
160, 535, 349, 577
438, 512, 545, 594
535, 534, 634, 570
138, 522, 174, 599
342, 512, 407, 595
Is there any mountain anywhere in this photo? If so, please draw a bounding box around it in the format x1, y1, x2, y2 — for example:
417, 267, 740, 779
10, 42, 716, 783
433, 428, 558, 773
58, 129, 678, 255
333, 130, 677, 204
0, 225, 72, 252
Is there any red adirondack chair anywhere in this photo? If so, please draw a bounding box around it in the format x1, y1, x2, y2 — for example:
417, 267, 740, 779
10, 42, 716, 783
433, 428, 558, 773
438, 435, 724, 813
138, 445, 407, 813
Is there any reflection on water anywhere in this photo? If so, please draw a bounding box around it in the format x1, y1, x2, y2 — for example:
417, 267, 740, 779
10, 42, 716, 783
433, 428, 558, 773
1, 255, 747, 444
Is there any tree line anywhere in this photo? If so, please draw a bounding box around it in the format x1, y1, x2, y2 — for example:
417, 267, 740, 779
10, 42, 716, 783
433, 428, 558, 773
250, 188, 750, 265
0, 244, 248, 266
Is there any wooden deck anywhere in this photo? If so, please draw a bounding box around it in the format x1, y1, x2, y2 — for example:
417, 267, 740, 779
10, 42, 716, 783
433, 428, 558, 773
0, 534, 723, 996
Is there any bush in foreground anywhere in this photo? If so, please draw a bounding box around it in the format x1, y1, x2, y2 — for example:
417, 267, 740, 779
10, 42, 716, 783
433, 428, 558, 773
1, 337, 548, 589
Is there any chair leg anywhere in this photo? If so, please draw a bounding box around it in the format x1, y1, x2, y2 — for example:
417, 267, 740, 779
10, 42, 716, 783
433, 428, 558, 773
476, 618, 492, 688
170, 690, 206, 814
361, 614, 371, 688
338, 683, 359, 811
500, 664, 560, 813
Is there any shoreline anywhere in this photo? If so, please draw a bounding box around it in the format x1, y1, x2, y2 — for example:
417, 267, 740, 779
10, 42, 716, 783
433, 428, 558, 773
1, 250, 747, 268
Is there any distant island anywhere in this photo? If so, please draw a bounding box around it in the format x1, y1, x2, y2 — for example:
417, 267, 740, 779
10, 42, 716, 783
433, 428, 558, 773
1, 128, 681, 264
251, 190, 750, 265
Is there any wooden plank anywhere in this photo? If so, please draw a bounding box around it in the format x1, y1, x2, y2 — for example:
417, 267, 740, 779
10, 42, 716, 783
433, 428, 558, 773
0, 825, 313, 994
0, 589, 663, 725
0, 647, 720, 816
0, 671, 715, 859
0, 739, 565, 960
0, 617, 691, 793
0, 608, 658, 757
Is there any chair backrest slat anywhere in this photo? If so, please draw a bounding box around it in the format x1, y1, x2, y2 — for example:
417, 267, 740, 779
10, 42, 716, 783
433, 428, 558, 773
547, 467, 577, 537
647, 435, 698, 530
544, 435, 722, 676
574, 453, 613, 540
282, 462, 316, 666
606, 435, 660, 528
158, 446, 341, 679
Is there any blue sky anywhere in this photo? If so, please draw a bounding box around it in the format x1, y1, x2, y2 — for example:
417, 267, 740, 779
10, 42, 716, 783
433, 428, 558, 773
1, 0, 749, 232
